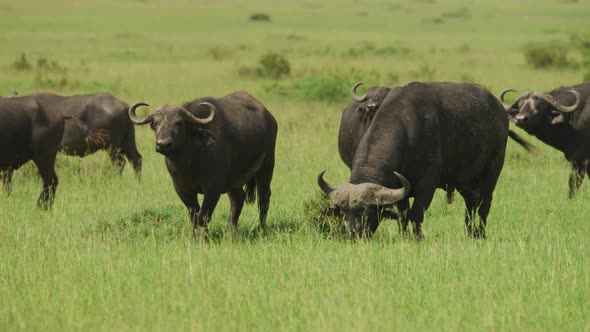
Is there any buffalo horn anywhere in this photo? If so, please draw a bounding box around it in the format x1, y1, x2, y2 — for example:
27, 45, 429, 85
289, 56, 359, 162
128, 102, 153, 125
181, 102, 216, 124
368, 172, 411, 205
351, 82, 368, 102
498, 88, 516, 111
536, 90, 581, 113
317, 170, 336, 196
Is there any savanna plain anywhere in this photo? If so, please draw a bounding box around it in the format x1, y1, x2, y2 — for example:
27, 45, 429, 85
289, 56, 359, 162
0, 0, 589, 330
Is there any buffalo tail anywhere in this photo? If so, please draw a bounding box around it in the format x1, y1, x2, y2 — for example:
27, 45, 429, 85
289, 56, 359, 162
508, 130, 535, 151
245, 177, 256, 204
62, 115, 111, 146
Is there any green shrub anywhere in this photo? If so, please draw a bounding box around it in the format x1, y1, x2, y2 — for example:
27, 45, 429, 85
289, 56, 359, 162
295, 75, 349, 102
409, 65, 436, 80
257, 52, 290, 79
91, 205, 189, 241
570, 33, 590, 80
303, 191, 346, 239
250, 13, 271, 22
523, 44, 570, 68
36, 57, 66, 72
208, 46, 232, 61
12, 53, 31, 71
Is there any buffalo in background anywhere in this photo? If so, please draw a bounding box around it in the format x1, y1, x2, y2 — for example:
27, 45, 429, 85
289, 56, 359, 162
502, 82, 589, 197
338, 82, 393, 170
55, 93, 142, 178
0, 94, 101, 208
5, 92, 142, 178
129, 91, 278, 239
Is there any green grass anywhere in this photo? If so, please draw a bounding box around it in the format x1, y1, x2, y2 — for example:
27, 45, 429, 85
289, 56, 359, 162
1, 0, 589, 330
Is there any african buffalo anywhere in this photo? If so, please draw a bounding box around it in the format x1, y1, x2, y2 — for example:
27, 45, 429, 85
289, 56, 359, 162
129, 91, 278, 239
55, 93, 142, 177
501, 83, 589, 197
0, 94, 98, 208
319, 82, 526, 240
338, 82, 393, 169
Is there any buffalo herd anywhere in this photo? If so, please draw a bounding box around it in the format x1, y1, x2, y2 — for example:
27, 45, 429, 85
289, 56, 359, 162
1, 81, 587, 240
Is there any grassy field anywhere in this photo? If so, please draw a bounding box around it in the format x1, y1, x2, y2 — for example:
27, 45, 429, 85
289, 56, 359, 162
1, 0, 589, 330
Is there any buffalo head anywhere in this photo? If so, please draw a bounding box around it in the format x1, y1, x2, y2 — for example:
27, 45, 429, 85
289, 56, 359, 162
129, 102, 216, 155
500, 89, 581, 127
351, 82, 391, 114
317, 170, 410, 238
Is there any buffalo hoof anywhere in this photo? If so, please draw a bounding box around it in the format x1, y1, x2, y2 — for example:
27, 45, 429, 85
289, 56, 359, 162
248, 224, 266, 238
193, 227, 209, 242
414, 231, 424, 241
472, 229, 487, 240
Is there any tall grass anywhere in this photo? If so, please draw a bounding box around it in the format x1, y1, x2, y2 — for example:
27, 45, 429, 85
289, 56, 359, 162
1, 0, 589, 330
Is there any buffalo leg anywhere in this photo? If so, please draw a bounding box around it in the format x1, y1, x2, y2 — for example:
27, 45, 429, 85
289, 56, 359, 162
445, 185, 455, 204
255, 153, 275, 230
475, 195, 492, 239
227, 188, 246, 233
458, 188, 481, 238
395, 198, 410, 236
109, 148, 126, 174
173, 183, 201, 234
569, 161, 586, 198
1, 168, 14, 195
473, 157, 503, 239
195, 190, 221, 239
122, 126, 143, 179
407, 179, 437, 240
34, 158, 58, 209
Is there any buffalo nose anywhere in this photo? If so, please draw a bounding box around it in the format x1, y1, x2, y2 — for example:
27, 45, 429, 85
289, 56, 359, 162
515, 114, 527, 122
156, 138, 172, 149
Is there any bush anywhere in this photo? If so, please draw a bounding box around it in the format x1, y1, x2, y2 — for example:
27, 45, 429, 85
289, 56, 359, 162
90, 205, 189, 241
257, 52, 290, 79
295, 75, 349, 102
208, 47, 232, 61
523, 44, 570, 68
12, 53, 31, 71
303, 191, 347, 238
570, 33, 590, 81
36, 57, 66, 72
250, 13, 271, 22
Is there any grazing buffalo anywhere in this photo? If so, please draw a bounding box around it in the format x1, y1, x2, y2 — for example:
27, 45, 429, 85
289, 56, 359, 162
129, 91, 278, 239
55, 93, 142, 178
319, 82, 529, 240
501, 83, 589, 197
0, 94, 98, 208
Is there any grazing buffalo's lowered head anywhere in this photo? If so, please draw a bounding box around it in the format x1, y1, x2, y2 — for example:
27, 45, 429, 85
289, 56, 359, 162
351, 82, 391, 114
317, 171, 410, 238
500, 88, 581, 127
129, 102, 216, 155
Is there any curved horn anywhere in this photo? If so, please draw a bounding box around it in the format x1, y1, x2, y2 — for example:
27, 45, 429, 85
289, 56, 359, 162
373, 172, 411, 205
536, 90, 581, 113
181, 102, 216, 124
351, 82, 368, 102
128, 102, 154, 125
317, 170, 336, 196
498, 89, 516, 111
499, 88, 515, 103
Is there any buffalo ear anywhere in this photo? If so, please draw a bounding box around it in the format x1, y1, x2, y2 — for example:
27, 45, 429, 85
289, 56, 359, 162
506, 101, 520, 118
